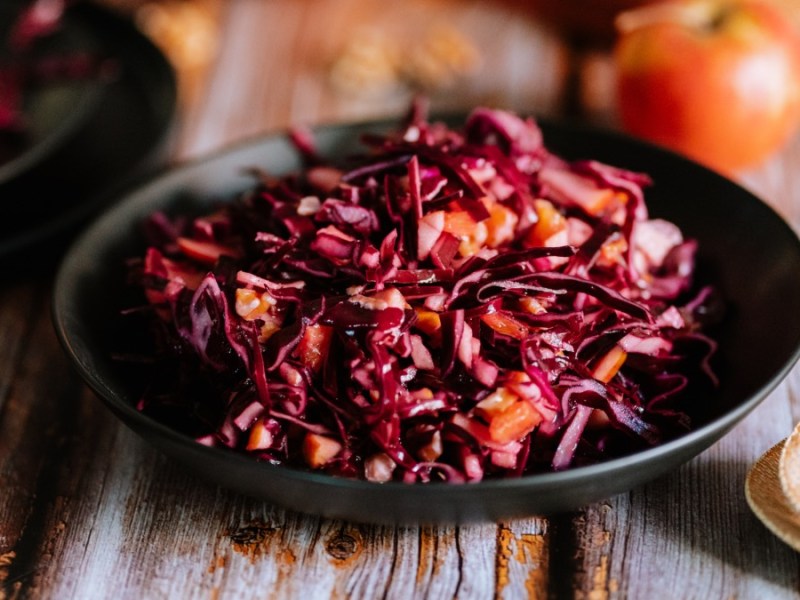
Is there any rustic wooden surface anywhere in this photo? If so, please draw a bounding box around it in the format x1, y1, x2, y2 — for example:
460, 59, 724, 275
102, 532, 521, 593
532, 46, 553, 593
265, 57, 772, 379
3, 1, 800, 598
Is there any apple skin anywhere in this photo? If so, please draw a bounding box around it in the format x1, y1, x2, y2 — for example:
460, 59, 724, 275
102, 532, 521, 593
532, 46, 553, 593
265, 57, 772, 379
614, 0, 800, 173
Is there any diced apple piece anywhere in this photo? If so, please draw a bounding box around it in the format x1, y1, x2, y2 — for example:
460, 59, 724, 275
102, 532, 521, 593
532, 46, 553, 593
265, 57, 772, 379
302, 433, 342, 469
418, 210, 446, 260
246, 419, 274, 451
364, 452, 396, 482
416, 430, 443, 462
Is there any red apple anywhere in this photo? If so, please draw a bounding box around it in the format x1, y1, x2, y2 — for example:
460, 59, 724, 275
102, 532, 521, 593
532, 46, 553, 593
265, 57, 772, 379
614, 0, 800, 173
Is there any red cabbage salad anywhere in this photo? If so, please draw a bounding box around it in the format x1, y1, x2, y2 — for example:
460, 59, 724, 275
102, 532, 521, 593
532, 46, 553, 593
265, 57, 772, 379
128, 106, 720, 483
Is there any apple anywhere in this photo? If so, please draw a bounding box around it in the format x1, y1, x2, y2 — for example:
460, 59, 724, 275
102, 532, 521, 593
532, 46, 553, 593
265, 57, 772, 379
613, 0, 800, 173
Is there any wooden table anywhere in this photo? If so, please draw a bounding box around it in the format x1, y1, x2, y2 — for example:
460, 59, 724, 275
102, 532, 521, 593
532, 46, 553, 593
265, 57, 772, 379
3, 1, 800, 597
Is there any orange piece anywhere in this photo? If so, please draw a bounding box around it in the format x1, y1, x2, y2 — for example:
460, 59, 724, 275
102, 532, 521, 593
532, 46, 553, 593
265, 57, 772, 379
484, 202, 519, 248
481, 312, 529, 341
519, 296, 546, 314
474, 387, 518, 420
527, 199, 566, 246
592, 345, 628, 383
416, 430, 443, 462
488, 400, 542, 444
415, 310, 442, 335
443, 210, 477, 237
598, 235, 629, 267
302, 433, 342, 469
257, 313, 283, 343
443, 210, 488, 257
177, 236, 241, 265
246, 419, 273, 451
235, 288, 275, 320
506, 371, 531, 384
296, 324, 334, 372
581, 188, 618, 215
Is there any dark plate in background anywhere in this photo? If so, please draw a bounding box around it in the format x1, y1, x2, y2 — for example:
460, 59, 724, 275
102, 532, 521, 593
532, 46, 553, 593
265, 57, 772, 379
52, 116, 800, 524
0, 1, 177, 263
0, 2, 104, 181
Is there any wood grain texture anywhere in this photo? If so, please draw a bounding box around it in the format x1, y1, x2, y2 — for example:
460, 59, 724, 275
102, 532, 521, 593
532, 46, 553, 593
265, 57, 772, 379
3, 1, 800, 598
569, 383, 800, 600
176, 0, 568, 159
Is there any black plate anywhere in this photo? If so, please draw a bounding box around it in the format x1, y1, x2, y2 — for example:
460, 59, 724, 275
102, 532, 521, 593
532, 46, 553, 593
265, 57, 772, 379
0, 2, 104, 182
0, 2, 177, 262
52, 116, 800, 524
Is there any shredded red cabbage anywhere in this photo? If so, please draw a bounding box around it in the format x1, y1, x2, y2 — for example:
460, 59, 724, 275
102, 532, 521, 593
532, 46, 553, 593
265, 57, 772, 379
128, 106, 721, 483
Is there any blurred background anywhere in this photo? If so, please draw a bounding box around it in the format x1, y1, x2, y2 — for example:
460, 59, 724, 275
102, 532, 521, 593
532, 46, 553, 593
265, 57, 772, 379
4, 0, 800, 180
84, 0, 800, 174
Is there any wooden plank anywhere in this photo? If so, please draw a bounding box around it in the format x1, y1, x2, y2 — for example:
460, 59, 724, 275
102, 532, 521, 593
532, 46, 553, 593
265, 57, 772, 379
0, 282, 43, 412
0, 281, 44, 593
8, 424, 431, 597
1, 404, 546, 599
18, 425, 502, 599
0, 283, 97, 597
495, 519, 550, 599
